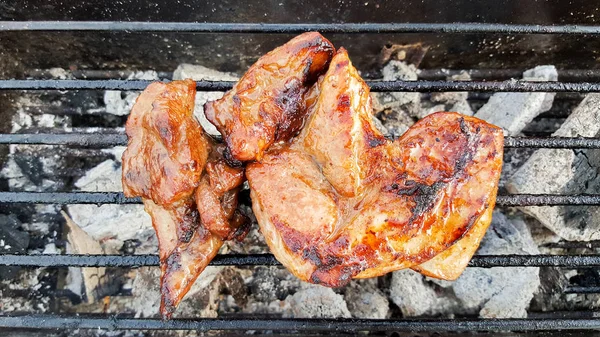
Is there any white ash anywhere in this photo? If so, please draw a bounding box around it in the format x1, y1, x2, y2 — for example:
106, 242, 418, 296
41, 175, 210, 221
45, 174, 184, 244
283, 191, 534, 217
42, 243, 59, 254
283, 283, 351, 318
173, 64, 239, 136
453, 211, 540, 318
10, 94, 72, 133
247, 266, 301, 303
66, 159, 156, 254
130, 266, 223, 318
507, 93, 600, 241
427, 71, 474, 116
371, 60, 420, 137
104, 71, 159, 116
390, 269, 460, 317
0, 269, 49, 313
391, 211, 540, 318
101, 146, 126, 163
1, 148, 62, 192
475, 65, 558, 136
0, 215, 30, 281
47, 67, 71, 79
343, 279, 389, 319
234, 267, 297, 316
421, 104, 447, 118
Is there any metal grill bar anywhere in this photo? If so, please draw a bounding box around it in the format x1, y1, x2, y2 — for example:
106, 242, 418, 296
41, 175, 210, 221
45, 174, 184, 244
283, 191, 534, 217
1, 192, 598, 206
564, 287, 600, 294
0, 314, 599, 331
0, 134, 128, 146
0, 192, 141, 204
3, 79, 600, 92
1, 134, 600, 149
1, 254, 600, 268
3, 21, 600, 35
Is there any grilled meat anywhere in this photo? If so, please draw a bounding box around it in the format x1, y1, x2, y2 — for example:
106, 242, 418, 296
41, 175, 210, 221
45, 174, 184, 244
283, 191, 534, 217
246, 49, 503, 287
122, 79, 247, 318
204, 32, 335, 162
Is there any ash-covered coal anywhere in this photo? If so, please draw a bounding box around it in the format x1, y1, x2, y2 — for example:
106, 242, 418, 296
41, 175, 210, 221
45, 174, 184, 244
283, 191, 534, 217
507, 93, 600, 241
371, 60, 419, 137
0, 214, 29, 279
389, 211, 540, 319
475, 65, 558, 136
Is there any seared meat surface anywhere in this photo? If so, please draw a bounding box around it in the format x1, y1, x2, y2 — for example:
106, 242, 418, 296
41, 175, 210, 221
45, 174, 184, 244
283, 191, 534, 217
204, 32, 335, 162
121, 33, 505, 314
246, 49, 503, 287
122, 79, 247, 318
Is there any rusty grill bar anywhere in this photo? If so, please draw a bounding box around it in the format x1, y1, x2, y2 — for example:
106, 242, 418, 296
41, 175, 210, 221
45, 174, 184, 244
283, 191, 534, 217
2, 17, 600, 334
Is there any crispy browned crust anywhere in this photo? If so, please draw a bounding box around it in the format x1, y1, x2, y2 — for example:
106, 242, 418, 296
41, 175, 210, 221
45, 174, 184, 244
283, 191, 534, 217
204, 32, 335, 162
247, 49, 503, 287
122, 79, 209, 206
122, 80, 247, 319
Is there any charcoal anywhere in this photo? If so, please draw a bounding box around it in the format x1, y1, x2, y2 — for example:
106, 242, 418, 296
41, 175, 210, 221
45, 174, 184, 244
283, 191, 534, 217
389, 269, 461, 317
103, 71, 159, 116
428, 71, 474, 116
371, 60, 419, 137
343, 279, 390, 319
475, 65, 558, 135
507, 93, 600, 241
66, 159, 156, 254
249, 267, 300, 302
452, 211, 540, 318
0, 214, 30, 279
284, 283, 351, 318
130, 266, 224, 318
390, 211, 540, 318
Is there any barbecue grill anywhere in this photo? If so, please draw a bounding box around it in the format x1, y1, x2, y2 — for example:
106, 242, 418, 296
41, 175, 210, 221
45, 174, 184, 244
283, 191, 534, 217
2, 0, 600, 335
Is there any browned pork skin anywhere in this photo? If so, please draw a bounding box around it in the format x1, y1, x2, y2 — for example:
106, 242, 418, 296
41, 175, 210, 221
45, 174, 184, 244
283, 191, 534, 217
122, 79, 247, 319
204, 31, 335, 162
246, 49, 504, 287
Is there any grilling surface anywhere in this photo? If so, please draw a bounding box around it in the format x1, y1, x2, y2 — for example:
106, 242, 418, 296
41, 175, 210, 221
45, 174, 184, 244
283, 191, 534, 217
2, 19, 600, 336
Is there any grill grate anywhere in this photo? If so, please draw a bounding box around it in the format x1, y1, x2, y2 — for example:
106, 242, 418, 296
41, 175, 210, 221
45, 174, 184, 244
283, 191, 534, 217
2, 17, 600, 334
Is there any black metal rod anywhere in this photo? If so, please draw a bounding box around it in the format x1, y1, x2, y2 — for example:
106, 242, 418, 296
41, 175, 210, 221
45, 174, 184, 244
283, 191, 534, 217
1, 134, 599, 149
0, 192, 598, 206
0, 134, 128, 146
0, 314, 599, 331
564, 287, 600, 294
0, 192, 141, 204
503, 137, 600, 149
4, 79, 600, 92
3, 21, 600, 35
495, 194, 600, 206
1, 254, 600, 268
